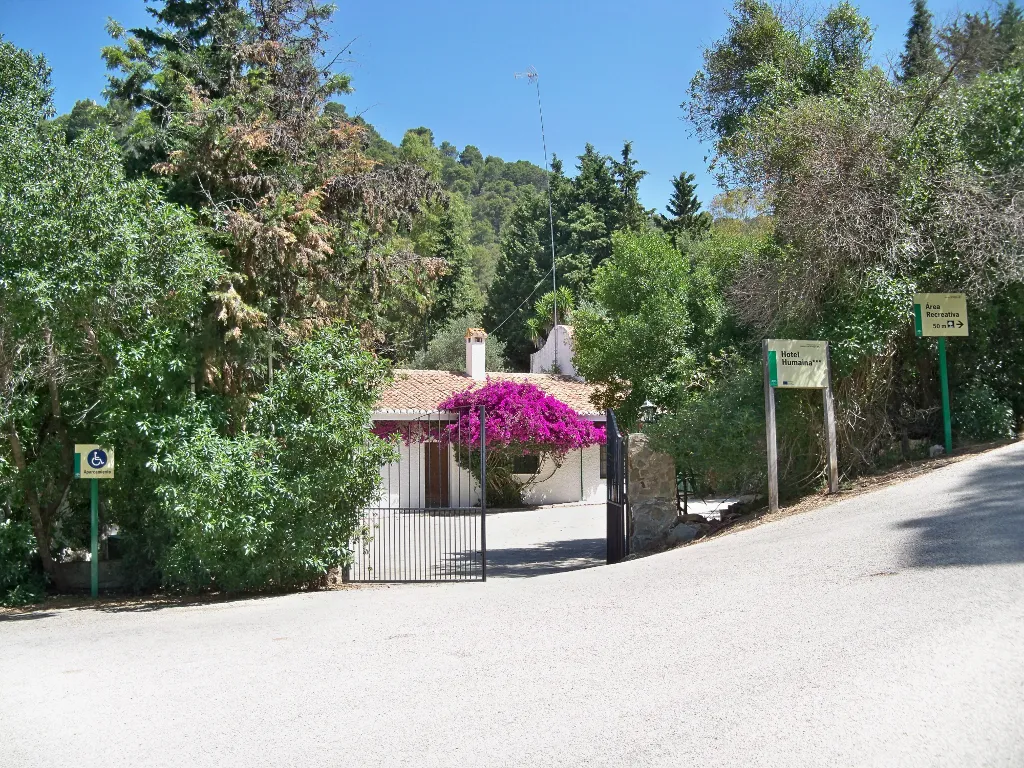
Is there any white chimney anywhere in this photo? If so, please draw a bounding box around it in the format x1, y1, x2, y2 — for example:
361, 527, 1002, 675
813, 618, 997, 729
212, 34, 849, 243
465, 328, 487, 380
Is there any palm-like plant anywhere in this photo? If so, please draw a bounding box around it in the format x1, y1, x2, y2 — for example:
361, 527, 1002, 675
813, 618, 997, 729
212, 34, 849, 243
525, 287, 575, 347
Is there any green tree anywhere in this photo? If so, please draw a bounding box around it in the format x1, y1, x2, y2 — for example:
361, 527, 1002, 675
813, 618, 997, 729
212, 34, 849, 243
482, 192, 546, 368
612, 141, 648, 230
411, 192, 479, 344
482, 142, 649, 366
899, 0, 943, 82
573, 231, 693, 423
103, 0, 443, 378
688, 0, 873, 176
408, 312, 507, 372
0, 40, 220, 586
939, 12, 999, 81
657, 172, 712, 240
943, 2, 1024, 78
997, 0, 1024, 65
459, 145, 484, 167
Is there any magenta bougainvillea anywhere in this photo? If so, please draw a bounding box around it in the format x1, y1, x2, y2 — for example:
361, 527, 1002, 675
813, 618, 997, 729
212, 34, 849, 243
438, 380, 605, 455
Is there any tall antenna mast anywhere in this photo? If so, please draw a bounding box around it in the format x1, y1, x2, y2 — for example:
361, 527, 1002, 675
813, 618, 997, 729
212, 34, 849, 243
515, 66, 559, 366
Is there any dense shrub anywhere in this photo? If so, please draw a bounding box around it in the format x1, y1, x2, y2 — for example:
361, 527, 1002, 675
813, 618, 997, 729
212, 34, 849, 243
650, 353, 828, 497
0, 517, 43, 606
953, 382, 1016, 442
142, 328, 394, 592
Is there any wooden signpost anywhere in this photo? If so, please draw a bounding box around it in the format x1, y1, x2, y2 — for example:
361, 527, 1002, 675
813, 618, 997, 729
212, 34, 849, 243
74, 444, 114, 598
913, 293, 969, 455
762, 340, 838, 513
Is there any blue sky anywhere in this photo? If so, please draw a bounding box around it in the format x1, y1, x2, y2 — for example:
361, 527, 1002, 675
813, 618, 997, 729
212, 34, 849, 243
1, 0, 969, 211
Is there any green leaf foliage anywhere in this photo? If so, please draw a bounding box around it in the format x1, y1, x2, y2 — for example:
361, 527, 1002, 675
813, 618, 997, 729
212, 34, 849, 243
573, 231, 693, 423
407, 313, 507, 372
144, 327, 394, 592
0, 516, 44, 606
483, 142, 648, 368
0, 38, 221, 587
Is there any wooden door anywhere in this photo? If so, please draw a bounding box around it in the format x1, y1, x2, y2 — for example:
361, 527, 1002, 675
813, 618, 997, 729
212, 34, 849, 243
424, 442, 449, 508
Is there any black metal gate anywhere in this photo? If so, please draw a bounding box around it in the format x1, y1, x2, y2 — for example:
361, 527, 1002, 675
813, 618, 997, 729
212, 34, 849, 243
349, 407, 487, 582
606, 409, 629, 564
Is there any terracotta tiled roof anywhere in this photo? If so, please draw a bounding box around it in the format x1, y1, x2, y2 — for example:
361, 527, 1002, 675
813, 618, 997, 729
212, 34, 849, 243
374, 369, 604, 417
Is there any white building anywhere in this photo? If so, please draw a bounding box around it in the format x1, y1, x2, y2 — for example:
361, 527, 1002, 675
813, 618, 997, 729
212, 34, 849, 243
372, 329, 606, 507
529, 324, 579, 378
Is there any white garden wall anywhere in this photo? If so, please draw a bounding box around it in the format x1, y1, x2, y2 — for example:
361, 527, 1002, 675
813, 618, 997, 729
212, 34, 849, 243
518, 446, 605, 505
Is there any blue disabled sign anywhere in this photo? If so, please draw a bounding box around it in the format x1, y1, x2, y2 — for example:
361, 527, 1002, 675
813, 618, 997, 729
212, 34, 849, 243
74, 444, 115, 479
73, 443, 115, 598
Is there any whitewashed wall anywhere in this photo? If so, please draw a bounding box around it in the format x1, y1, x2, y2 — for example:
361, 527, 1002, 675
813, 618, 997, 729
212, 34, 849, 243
373, 439, 604, 508
529, 325, 579, 377
520, 446, 605, 505
374, 442, 480, 508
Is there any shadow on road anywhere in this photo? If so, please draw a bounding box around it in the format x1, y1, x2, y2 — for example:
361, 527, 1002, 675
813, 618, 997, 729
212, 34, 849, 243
1, 589, 305, 619
897, 447, 1024, 569
0, 611, 55, 622
485, 538, 606, 578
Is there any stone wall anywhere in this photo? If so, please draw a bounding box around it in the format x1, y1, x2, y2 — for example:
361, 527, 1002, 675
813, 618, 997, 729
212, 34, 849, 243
627, 433, 697, 552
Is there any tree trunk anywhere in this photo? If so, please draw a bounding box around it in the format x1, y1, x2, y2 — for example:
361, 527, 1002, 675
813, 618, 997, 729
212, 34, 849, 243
8, 426, 62, 587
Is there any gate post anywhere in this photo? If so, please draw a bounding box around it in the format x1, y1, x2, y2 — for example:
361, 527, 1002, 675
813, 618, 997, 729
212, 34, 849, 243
480, 405, 487, 582
626, 432, 681, 553
606, 409, 629, 564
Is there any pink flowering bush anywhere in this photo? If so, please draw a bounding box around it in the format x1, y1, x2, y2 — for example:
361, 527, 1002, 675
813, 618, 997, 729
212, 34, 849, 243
439, 380, 604, 452
439, 380, 605, 506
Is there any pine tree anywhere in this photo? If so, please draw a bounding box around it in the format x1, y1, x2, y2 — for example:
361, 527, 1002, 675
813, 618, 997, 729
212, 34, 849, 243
612, 141, 648, 230
938, 11, 998, 81
660, 172, 712, 239
482, 193, 546, 369
103, 0, 443, 384
899, 0, 944, 82
997, 0, 1024, 67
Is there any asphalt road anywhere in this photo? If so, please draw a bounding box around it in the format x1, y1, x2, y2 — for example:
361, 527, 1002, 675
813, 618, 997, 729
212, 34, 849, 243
3, 442, 1023, 767
486, 502, 605, 578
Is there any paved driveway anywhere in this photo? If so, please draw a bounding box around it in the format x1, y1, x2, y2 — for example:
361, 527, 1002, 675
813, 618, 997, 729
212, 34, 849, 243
486, 503, 605, 577
2, 442, 1023, 767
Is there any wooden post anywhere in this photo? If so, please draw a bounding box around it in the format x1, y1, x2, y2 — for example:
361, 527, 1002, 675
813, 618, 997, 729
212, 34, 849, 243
762, 340, 779, 513
823, 342, 839, 494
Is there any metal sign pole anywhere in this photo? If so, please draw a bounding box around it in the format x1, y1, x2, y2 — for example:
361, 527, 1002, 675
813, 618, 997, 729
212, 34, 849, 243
75, 444, 114, 598
90, 478, 99, 598
938, 337, 953, 455
913, 293, 967, 456
479, 405, 487, 582
762, 340, 779, 514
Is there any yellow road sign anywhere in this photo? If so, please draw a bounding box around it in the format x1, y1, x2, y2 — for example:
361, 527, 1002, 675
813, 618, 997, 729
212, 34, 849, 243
766, 340, 829, 389
914, 293, 968, 337
74, 444, 114, 479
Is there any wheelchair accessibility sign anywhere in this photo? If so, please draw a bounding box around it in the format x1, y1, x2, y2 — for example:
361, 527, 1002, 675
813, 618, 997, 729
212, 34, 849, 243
74, 444, 115, 479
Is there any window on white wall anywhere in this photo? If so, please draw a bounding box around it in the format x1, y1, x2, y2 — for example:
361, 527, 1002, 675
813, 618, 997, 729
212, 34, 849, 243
599, 443, 607, 479
513, 453, 540, 475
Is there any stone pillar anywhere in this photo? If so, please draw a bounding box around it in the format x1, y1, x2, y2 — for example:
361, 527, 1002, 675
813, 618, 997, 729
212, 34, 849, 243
627, 433, 682, 553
